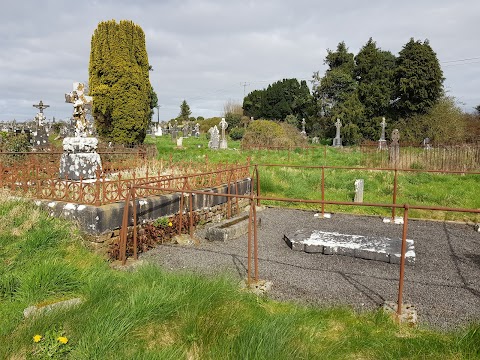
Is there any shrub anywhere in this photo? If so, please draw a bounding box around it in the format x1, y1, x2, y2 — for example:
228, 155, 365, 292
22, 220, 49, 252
242, 120, 306, 148
229, 127, 245, 140
394, 96, 466, 144
1, 133, 31, 152
285, 114, 299, 128
225, 113, 242, 129
199, 117, 222, 134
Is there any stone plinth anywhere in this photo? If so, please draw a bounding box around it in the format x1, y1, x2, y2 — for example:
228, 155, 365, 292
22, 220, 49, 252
59, 137, 102, 180
284, 229, 415, 264
62, 136, 98, 152
205, 214, 250, 241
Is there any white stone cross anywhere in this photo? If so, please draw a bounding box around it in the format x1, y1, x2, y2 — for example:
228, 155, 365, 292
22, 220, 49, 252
65, 82, 92, 137
219, 117, 228, 140
380, 117, 386, 141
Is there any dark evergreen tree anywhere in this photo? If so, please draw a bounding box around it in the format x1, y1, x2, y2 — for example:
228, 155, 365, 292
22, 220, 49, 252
354, 38, 396, 139
393, 38, 444, 118
242, 79, 312, 121
178, 100, 192, 121
313, 42, 365, 144
89, 20, 157, 144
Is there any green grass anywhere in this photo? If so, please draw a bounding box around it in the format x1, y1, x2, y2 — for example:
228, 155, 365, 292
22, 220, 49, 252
1, 195, 480, 359
144, 136, 480, 222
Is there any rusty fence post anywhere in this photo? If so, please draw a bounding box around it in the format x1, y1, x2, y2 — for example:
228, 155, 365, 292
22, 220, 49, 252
253, 197, 259, 282
397, 204, 409, 317
247, 196, 253, 285
95, 168, 101, 206
392, 168, 398, 221
189, 193, 194, 238
178, 191, 184, 235
255, 165, 260, 207
235, 181, 240, 216
321, 166, 325, 217
120, 188, 131, 265
132, 187, 138, 260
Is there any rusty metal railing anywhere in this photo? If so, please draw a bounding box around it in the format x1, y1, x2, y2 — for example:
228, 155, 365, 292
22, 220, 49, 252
256, 163, 480, 221
118, 163, 479, 322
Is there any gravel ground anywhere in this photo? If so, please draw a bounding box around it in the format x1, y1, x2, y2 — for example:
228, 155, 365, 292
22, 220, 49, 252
141, 207, 480, 330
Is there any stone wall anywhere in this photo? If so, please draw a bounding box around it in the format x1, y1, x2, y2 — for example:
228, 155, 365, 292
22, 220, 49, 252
94, 197, 251, 253
34, 178, 251, 235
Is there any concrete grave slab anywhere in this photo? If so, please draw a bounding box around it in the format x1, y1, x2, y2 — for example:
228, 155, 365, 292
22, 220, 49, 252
284, 229, 415, 264
206, 214, 250, 242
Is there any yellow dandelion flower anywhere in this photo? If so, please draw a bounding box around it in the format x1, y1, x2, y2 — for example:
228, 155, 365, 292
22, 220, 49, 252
168, 222, 173, 227
33, 335, 42, 343
57, 336, 68, 344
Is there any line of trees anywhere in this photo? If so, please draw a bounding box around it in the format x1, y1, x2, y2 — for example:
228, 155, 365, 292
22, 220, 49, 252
242, 38, 468, 145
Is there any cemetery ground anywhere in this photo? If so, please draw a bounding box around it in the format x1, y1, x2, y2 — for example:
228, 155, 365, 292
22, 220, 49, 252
1, 136, 480, 358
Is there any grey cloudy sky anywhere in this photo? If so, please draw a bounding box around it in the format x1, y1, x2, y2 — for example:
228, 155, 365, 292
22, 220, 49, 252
1, 0, 479, 122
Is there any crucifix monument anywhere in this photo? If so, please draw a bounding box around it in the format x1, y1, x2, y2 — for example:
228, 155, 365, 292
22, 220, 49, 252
59, 82, 102, 180
300, 118, 307, 137
32, 100, 50, 147
378, 117, 387, 150
333, 118, 342, 147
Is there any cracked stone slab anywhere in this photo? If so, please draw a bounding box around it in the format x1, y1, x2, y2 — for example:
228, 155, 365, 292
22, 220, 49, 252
284, 229, 415, 264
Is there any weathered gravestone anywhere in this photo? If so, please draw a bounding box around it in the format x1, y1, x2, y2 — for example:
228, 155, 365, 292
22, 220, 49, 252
354, 179, 364, 203
333, 118, 342, 147
300, 118, 307, 137
154, 123, 163, 136
389, 129, 400, 166
182, 123, 189, 137
171, 120, 178, 140
208, 126, 220, 149
194, 123, 200, 138
219, 117, 228, 149
176, 137, 183, 148
60, 82, 102, 180
378, 117, 387, 150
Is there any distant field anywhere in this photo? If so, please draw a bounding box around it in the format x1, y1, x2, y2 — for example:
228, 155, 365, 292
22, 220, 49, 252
146, 135, 480, 222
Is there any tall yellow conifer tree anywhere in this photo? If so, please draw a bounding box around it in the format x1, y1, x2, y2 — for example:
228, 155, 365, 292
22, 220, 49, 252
89, 20, 157, 144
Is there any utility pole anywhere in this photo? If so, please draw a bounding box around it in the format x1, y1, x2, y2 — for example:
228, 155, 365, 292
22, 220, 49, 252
240, 82, 250, 97
155, 105, 161, 123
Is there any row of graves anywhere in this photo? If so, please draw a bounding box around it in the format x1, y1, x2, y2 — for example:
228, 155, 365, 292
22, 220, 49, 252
0, 97, 94, 152
150, 117, 229, 150
150, 121, 200, 139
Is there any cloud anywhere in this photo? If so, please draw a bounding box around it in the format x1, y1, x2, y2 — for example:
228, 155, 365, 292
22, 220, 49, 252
1, 0, 479, 122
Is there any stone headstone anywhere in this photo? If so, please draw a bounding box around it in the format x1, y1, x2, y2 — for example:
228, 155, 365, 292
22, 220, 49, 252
423, 137, 432, 150
333, 118, 342, 147
389, 129, 400, 166
176, 137, 183, 148
171, 120, 178, 140
219, 117, 228, 149
154, 123, 163, 136
354, 179, 364, 203
182, 123, 189, 137
194, 123, 200, 138
208, 126, 220, 149
300, 118, 307, 137
311, 136, 319, 144
378, 117, 387, 150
